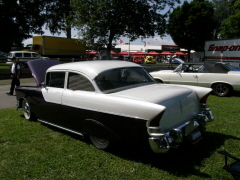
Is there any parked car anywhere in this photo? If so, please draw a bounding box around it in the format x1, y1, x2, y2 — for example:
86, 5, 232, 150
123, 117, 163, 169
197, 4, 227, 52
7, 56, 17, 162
150, 62, 240, 97
172, 58, 185, 64
7, 51, 49, 66
132, 56, 144, 64
16, 59, 214, 153
144, 56, 156, 64
224, 64, 240, 71
0, 52, 7, 62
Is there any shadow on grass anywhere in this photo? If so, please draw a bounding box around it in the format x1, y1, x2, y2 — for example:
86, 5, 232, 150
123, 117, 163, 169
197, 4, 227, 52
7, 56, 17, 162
104, 131, 240, 178
232, 91, 240, 97
23, 118, 239, 178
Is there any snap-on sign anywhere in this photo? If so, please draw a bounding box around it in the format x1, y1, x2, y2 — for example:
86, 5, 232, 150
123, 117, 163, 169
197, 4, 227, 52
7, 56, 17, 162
208, 44, 240, 53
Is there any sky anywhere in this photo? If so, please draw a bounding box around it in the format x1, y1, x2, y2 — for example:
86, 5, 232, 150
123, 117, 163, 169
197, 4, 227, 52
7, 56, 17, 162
22, 0, 189, 47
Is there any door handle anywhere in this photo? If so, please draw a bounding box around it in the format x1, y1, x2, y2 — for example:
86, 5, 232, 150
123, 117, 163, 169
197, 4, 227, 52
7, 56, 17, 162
193, 75, 198, 78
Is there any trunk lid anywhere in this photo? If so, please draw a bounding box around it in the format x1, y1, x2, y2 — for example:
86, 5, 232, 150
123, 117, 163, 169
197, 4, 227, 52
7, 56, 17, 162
112, 84, 200, 132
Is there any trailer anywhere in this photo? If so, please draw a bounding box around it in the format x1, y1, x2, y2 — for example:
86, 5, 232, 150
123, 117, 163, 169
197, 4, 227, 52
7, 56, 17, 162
23, 36, 86, 59
205, 39, 240, 67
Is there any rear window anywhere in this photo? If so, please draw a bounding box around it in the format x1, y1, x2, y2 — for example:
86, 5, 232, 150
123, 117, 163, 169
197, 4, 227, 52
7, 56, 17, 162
95, 67, 155, 93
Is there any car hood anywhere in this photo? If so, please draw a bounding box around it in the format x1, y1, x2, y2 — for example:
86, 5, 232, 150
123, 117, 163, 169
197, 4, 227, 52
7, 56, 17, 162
111, 84, 203, 132
27, 59, 60, 86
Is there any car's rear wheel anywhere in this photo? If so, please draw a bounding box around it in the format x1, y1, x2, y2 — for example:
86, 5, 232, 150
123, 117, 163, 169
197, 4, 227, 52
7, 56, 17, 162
22, 99, 35, 120
212, 83, 232, 97
89, 135, 110, 150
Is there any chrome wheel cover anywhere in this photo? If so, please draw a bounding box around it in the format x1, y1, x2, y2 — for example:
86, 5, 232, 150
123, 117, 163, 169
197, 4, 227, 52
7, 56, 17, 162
90, 135, 110, 150
22, 99, 31, 120
215, 84, 228, 96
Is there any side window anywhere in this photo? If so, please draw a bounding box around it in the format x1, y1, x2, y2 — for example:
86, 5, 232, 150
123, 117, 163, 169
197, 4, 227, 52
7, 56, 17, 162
15, 53, 22, 57
23, 53, 31, 57
68, 72, 94, 92
198, 65, 209, 73
46, 72, 65, 88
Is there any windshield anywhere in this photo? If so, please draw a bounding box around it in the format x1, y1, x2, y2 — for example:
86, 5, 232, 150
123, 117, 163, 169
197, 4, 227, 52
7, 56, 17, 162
95, 67, 155, 93
173, 64, 182, 72
25, 45, 33, 50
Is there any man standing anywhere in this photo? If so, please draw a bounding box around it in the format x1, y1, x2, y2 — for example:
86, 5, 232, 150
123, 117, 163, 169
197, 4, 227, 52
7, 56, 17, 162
168, 55, 173, 68
6, 57, 21, 95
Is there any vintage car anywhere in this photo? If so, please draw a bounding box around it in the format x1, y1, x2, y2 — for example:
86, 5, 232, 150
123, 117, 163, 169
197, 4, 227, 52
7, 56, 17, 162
132, 56, 144, 64
144, 56, 156, 64
150, 62, 240, 97
16, 59, 214, 153
172, 58, 185, 64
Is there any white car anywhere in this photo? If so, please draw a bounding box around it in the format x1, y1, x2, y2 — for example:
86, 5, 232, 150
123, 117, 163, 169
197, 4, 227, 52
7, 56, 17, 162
150, 62, 240, 97
15, 60, 214, 153
7, 51, 49, 66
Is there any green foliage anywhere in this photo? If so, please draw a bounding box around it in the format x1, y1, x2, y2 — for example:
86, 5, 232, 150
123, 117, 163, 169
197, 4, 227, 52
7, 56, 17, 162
212, 0, 232, 39
70, 0, 180, 58
43, 0, 72, 38
167, 0, 216, 57
220, 0, 240, 38
0, 0, 46, 52
0, 0, 74, 52
0, 95, 240, 179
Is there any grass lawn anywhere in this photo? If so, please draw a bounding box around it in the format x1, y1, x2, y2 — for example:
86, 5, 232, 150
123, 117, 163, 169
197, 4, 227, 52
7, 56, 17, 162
0, 95, 240, 179
0, 63, 10, 69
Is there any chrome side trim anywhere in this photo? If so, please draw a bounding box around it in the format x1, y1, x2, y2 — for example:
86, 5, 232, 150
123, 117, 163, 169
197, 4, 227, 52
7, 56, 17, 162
37, 119, 84, 136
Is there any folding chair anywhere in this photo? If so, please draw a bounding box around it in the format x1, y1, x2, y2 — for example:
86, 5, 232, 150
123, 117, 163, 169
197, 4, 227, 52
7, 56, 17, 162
218, 151, 240, 180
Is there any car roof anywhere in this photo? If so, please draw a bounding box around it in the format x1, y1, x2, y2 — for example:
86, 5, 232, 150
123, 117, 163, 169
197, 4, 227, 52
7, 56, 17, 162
48, 60, 141, 79
182, 62, 229, 73
203, 62, 229, 73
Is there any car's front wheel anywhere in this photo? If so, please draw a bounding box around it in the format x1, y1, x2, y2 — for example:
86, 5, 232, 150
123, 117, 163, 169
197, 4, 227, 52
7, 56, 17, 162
212, 83, 232, 97
22, 99, 36, 121
89, 135, 110, 150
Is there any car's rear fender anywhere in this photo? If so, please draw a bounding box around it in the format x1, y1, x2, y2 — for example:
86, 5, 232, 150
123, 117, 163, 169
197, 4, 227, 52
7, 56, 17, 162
82, 119, 120, 141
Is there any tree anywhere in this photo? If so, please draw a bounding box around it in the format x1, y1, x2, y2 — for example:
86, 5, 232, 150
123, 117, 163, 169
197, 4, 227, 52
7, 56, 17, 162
167, 0, 216, 60
219, 0, 240, 38
212, 0, 232, 39
43, 0, 73, 38
70, 0, 180, 59
0, 0, 45, 52
0, 0, 75, 53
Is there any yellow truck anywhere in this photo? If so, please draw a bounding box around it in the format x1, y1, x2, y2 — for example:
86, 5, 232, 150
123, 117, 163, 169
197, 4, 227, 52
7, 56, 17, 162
23, 36, 86, 58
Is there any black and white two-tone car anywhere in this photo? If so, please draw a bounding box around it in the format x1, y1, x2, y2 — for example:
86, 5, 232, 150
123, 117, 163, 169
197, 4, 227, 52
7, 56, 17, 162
16, 59, 214, 153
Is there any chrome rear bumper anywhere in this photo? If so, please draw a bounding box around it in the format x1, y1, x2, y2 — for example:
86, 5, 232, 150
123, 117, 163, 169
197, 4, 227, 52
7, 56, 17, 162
149, 109, 214, 153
